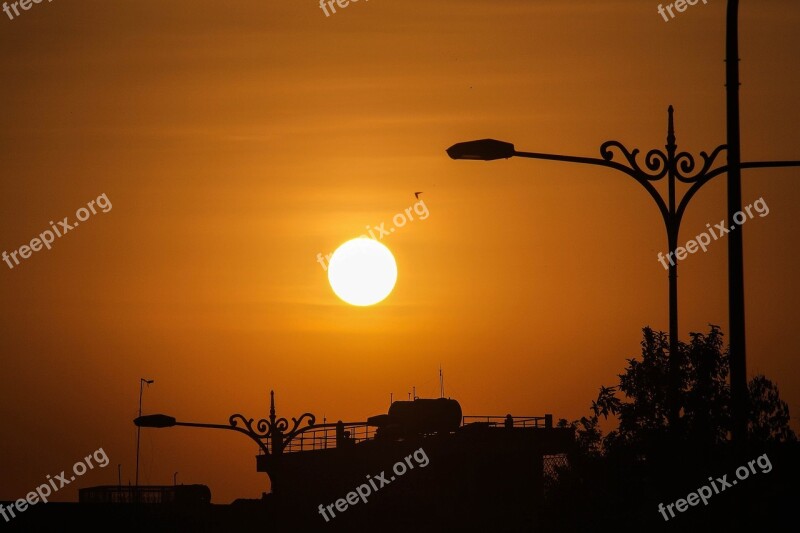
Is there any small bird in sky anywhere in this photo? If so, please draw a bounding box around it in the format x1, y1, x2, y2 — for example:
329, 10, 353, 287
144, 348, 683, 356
414, 191, 423, 199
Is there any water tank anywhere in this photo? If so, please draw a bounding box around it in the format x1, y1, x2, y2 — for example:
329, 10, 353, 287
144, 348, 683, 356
387, 398, 462, 434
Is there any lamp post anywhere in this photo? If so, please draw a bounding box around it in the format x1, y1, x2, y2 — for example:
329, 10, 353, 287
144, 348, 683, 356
723, 0, 800, 444
447, 132, 799, 438
448, 0, 800, 443
135, 378, 154, 490
134, 390, 316, 491
448, 121, 728, 429
725, 0, 747, 447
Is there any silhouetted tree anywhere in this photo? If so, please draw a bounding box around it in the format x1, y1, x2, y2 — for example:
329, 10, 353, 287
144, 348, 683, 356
681, 326, 731, 445
580, 325, 794, 454
558, 415, 603, 458
748, 374, 796, 443
546, 326, 797, 530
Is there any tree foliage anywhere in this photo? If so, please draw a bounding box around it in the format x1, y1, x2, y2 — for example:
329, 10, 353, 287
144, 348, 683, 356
574, 325, 795, 456
748, 374, 796, 443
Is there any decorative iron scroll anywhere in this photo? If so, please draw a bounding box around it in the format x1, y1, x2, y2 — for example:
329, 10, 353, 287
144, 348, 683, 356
228, 390, 316, 456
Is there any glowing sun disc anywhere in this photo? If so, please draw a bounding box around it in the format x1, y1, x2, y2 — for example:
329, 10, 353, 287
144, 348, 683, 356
328, 238, 397, 306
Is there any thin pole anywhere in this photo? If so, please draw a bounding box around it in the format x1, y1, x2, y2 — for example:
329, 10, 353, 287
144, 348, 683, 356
135, 378, 153, 490
666, 107, 681, 430
135, 380, 142, 489
726, 0, 747, 445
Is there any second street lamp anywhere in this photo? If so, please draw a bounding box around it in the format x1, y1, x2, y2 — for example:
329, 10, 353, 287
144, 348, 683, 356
134, 391, 316, 493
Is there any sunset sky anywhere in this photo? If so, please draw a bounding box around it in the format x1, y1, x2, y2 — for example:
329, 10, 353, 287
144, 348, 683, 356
1, 0, 798, 504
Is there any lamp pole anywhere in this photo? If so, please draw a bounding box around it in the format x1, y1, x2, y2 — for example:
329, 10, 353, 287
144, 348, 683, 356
135, 378, 154, 490
725, 0, 748, 447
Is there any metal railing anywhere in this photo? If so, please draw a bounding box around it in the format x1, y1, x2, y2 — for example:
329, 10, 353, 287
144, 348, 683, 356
267, 414, 554, 454
259, 422, 377, 454
462, 414, 553, 429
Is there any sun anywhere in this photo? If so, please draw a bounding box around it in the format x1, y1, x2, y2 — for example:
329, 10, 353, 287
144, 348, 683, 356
327, 238, 397, 306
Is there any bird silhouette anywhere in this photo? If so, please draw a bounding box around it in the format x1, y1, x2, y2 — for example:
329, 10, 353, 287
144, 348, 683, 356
414, 192, 423, 199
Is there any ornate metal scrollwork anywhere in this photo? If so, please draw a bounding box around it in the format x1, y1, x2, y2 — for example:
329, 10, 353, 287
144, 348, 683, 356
282, 414, 316, 440
600, 141, 670, 181
674, 145, 728, 183
229, 414, 273, 439
228, 391, 316, 456
600, 108, 727, 190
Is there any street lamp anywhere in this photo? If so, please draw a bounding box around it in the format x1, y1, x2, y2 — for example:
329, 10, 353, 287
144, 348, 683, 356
135, 378, 154, 489
448, 128, 799, 437
134, 391, 316, 488
448, 111, 729, 429
448, 0, 800, 444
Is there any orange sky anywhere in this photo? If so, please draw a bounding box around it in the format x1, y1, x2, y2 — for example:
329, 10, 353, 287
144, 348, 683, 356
1, 0, 798, 504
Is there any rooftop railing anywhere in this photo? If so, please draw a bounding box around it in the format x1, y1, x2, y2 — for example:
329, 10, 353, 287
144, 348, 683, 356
263, 414, 555, 454
462, 414, 553, 429
258, 422, 376, 455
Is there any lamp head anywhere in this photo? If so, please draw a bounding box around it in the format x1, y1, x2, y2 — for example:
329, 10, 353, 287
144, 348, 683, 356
446, 139, 515, 161
134, 414, 176, 428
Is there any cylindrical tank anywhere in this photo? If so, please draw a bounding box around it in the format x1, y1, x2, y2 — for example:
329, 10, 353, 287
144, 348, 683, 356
387, 398, 462, 434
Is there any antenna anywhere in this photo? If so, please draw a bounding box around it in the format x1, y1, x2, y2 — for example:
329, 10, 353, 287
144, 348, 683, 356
413, 386, 416, 400
439, 365, 444, 398
390, 392, 393, 407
